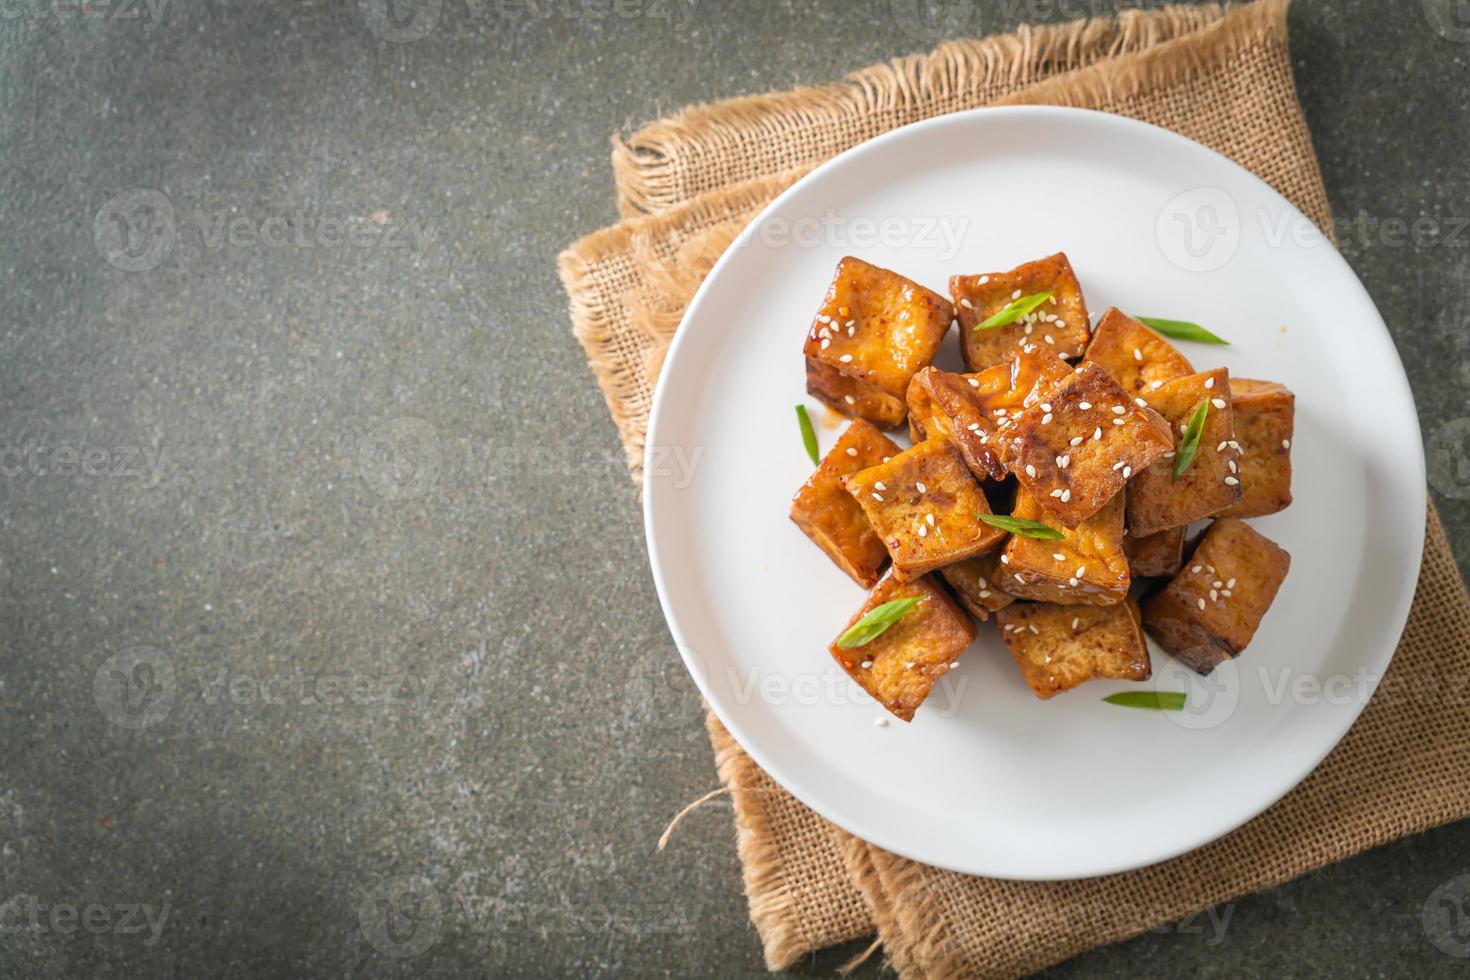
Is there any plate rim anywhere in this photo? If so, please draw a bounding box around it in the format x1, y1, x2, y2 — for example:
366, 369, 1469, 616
642, 105, 1426, 879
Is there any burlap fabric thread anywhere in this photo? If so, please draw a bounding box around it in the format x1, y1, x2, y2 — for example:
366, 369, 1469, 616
558, 2, 1470, 976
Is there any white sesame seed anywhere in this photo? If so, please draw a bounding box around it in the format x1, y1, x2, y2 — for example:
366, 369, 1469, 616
1122, 466, 1132, 478
1072, 617, 1080, 630
816, 315, 830, 324
1217, 441, 1228, 452
918, 525, 928, 537
844, 395, 855, 405
1014, 573, 1026, 584
1213, 580, 1223, 588
1282, 439, 1292, 449
1049, 295, 1057, 305
1113, 461, 1126, 471
1135, 397, 1148, 408
846, 320, 856, 328
1092, 427, 1102, 440
1056, 320, 1066, 327
1053, 553, 1066, 561
1204, 377, 1215, 389
872, 493, 884, 501
1112, 418, 1125, 426
1229, 440, 1241, 451
820, 338, 831, 349
1049, 489, 1064, 498
1000, 553, 1010, 564
1221, 590, 1232, 598
1025, 464, 1037, 478
1162, 450, 1175, 458
1078, 401, 1092, 410
1057, 455, 1070, 469
1226, 578, 1236, 588
1024, 324, 1034, 336
1210, 589, 1219, 601
1198, 597, 1207, 610
995, 408, 1008, 417
1060, 489, 1072, 503
915, 482, 927, 493
1040, 403, 1052, 412
1069, 436, 1084, 446
1211, 398, 1226, 409
978, 275, 989, 284
1044, 335, 1055, 345
839, 354, 854, 363
1042, 413, 1053, 424
978, 590, 991, 598
925, 513, 935, 526
1224, 476, 1239, 486
1029, 624, 1039, 634
1011, 288, 1022, 300
846, 447, 857, 456
906, 662, 915, 669
875, 717, 888, 727
1074, 566, 1085, 579
1229, 460, 1238, 473
967, 377, 980, 387
950, 661, 959, 669
960, 297, 973, 309
1192, 565, 1202, 573
1133, 348, 1142, 362
1068, 577, 1078, 587
848, 325, 856, 337
1151, 380, 1164, 390
874, 481, 886, 490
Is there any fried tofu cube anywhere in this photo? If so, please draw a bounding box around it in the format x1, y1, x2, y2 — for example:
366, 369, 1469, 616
1000, 491, 1129, 606
1218, 379, 1294, 518
1143, 518, 1291, 674
994, 361, 1172, 528
940, 549, 1016, 621
905, 367, 1006, 481
995, 598, 1151, 699
803, 256, 954, 429
951, 253, 1090, 372
1124, 526, 1187, 578
842, 440, 1007, 582
1126, 368, 1242, 536
1083, 308, 1195, 394
829, 571, 976, 722
790, 420, 903, 587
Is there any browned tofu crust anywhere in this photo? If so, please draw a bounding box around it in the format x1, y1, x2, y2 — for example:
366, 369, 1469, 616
1126, 368, 1243, 536
905, 367, 1007, 481
1000, 491, 1129, 605
1218, 378, 1294, 518
940, 549, 1016, 621
1083, 308, 1195, 394
995, 361, 1172, 528
803, 256, 953, 429
1143, 518, 1291, 674
828, 571, 976, 722
843, 440, 1008, 581
790, 420, 903, 587
1124, 526, 1187, 578
996, 598, 1151, 699
951, 252, 1090, 372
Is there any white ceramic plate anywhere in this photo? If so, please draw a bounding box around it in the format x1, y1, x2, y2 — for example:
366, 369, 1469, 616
643, 107, 1424, 880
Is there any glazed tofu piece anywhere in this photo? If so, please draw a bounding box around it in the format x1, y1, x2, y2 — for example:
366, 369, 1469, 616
1143, 518, 1291, 674
995, 598, 1151, 699
905, 367, 1007, 481
1000, 491, 1129, 606
1126, 368, 1242, 536
1124, 526, 1187, 578
790, 420, 903, 587
1219, 379, 1294, 518
1083, 308, 1195, 395
951, 253, 1090, 372
994, 361, 1172, 528
829, 571, 976, 722
967, 343, 1074, 422
803, 256, 954, 429
843, 440, 1008, 581
940, 549, 1016, 621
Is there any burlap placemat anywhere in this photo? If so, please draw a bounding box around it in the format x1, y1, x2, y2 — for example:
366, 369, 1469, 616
559, 2, 1470, 976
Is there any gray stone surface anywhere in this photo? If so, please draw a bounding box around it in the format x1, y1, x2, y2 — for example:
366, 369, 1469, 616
0, 0, 1467, 977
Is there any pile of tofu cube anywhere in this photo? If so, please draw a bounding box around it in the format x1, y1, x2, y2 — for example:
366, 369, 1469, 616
792, 254, 1293, 721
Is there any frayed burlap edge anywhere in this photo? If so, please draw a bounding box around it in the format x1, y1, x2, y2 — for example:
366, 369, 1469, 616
611, 4, 1245, 216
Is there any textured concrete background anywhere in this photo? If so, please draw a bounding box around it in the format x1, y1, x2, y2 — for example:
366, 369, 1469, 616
1, 0, 1468, 977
